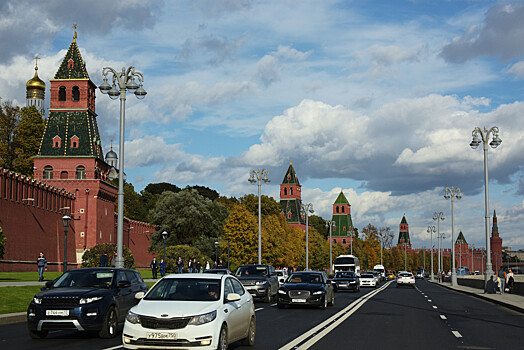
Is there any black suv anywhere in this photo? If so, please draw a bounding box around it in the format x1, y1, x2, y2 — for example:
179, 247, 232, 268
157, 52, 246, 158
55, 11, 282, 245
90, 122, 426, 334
235, 264, 279, 302
27, 267, 148, 339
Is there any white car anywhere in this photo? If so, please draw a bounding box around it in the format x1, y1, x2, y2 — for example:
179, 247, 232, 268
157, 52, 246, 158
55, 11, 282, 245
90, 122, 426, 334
275, 270, 288, 286
359, 273, 377, 287
397, 271, 415, 288
122, 273, 256, 349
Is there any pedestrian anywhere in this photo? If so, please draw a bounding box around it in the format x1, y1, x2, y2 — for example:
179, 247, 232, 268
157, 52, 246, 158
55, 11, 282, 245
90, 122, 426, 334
218, 259, 223, 268
506, 269, 515, 294
213, 261, 218, 269
188, 258, 193, 273
110, 252, 117, 267
205, 261, 210, 270
159, 258, 166, 278
196, 261, 202, 273
485, 276, 497, 294
177, 256, 184, 274
99, 253, 108, 267
150, 257, 158, 279
497, 268, 506, 294
37, 252, 47, 281
193, 259, 197, 272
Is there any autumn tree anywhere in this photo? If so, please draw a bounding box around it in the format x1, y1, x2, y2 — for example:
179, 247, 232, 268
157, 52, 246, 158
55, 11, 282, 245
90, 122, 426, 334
308, 215, 328, 238
0, 100, 20, 170
240, 194, 281, 217
12, 106, 45, 176
222, 205, 258, 267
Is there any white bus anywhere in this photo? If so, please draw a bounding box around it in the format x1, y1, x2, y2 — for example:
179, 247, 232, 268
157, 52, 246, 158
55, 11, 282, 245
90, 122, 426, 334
333, 255, 360, 275
373, 264, 386, 279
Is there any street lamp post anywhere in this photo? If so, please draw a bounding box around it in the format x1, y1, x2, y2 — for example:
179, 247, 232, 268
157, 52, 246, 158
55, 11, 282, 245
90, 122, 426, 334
471, 244, 475, 274
162, 231, 168, 264
427, 226, 436, 280
301, 203, 314, 270
61, 214, 72, 272
326, 220, 336, 274
248, 169, 270, 264
433, 212, 445, 280
445, 187, 461, 286
470, 126, 501, 286
215, 241, 219, 264
99, 67, 146, 268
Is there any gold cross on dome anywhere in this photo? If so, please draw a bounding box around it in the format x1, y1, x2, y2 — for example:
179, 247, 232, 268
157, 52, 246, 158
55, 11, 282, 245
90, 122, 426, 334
73, 24, 78, 42
34, 55, 40, 68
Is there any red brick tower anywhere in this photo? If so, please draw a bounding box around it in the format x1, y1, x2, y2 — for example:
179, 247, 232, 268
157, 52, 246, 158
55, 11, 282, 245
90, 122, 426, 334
279, 161, 307, 231
490, 210, 503, 272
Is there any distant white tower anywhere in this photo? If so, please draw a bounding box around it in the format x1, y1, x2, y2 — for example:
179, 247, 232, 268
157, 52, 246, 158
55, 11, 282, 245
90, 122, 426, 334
26, 56, 46, 115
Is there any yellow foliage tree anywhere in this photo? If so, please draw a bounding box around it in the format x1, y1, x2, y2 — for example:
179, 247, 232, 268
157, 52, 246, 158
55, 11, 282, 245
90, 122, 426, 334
222, 205, 258, 267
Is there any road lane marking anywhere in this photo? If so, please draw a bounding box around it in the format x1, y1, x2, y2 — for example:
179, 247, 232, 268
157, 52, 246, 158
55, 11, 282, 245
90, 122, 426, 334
428, 299, 432, 302
279, 281, 393, 350
440, 315, 447, 320
432, 306, 438, 309
103, 346, 123, 350
452, 330, 462, 338
255, 307, 265, 312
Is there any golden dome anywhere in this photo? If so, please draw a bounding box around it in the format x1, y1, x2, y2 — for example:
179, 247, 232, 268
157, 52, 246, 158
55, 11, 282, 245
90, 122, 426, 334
26, 66, 46, 91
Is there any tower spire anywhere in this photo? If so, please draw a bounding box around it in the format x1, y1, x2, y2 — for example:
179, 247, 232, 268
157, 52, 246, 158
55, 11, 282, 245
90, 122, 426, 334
73, 23, 78, 43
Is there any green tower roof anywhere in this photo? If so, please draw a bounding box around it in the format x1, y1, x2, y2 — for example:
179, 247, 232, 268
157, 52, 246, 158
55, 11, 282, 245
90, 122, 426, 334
54, 40, 90, 80
455, 231, 467, 244
334, 191, 349, 205
281, 161, 300, 185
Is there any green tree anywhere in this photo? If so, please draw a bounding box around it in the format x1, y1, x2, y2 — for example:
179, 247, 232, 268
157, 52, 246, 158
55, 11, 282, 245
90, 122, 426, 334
81, 243, 135, 268
12, 106, 45, 176
0, 226, 6, 259
190, 185, 219, 201
0, 100, 20, 170
149, 189, 229, 250
308, 215, 328, 238
144, 182, 181, 195
240, 194, 281, 217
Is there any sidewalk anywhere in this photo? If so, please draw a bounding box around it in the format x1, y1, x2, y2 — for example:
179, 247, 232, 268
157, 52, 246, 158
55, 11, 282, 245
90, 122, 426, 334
430, 280, 524, 314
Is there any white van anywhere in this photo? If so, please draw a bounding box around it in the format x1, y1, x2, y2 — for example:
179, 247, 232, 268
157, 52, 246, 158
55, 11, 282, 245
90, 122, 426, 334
373, 265, 386, 279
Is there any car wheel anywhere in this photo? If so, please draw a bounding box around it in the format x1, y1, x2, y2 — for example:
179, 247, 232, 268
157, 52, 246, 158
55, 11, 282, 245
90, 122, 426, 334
264, 287, 272, 303
98, 306, 118, 339
28, 329, 48, 339
218, 325, 228, 350
320, 296, 328, 310
241, 316, 256, 346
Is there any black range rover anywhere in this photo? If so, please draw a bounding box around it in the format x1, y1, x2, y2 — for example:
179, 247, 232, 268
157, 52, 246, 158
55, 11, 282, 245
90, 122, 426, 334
27, 267, 148, 339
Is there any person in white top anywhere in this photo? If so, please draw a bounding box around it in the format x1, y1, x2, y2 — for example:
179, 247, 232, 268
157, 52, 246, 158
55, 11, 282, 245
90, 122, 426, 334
205, 261, 210, 270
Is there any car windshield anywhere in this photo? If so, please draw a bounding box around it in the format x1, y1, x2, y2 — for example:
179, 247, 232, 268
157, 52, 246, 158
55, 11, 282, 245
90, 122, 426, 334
288, 273, 323, 284
336, 272, 355, 278
361, 274, 373, 278
145, 278, 221, 301
52, 270, 114, 288
236, 266, 267, 277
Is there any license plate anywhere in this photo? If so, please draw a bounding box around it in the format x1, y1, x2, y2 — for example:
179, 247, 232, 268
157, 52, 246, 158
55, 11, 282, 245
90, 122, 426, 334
147, 332, 177, 340
46, 310, 69, 316
292, 299, 306, 303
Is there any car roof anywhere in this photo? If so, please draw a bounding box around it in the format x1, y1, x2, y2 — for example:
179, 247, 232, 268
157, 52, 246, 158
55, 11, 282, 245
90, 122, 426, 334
163, 273, 224, 280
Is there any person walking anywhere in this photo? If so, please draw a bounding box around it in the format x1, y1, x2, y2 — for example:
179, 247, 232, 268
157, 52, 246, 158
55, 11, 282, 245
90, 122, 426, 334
188, 258, 193, 273
196, 261, 202, 273
497, 268, 506, 294
218, 259, 224, 268
205, 261, 210, 270
150, 257, 159, 279
193, 259, 197, 273
159, 259, 166, 278
37, 252, 47, 281
176, 256, 184, 274
506, 269, 515, 294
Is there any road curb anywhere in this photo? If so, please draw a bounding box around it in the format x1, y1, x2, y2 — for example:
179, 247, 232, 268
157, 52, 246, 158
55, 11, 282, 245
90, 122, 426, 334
0, 312, 26, 325
434, 282, 524, 314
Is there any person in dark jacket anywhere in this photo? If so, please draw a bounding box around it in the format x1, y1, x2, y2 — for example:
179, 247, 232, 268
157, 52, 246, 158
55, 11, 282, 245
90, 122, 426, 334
37, 252, 47, 281
150, 257, 159, 279
188, 259, 193, 273
176, 257, 184, 274
159, 259, 166, 277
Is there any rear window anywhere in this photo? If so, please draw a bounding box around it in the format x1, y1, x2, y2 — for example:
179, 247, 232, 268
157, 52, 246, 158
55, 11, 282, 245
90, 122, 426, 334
399, 273, 412, 277
360, 274, 373, 278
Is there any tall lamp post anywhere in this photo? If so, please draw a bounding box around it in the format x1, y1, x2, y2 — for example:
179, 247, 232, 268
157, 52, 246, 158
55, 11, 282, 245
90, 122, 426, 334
445, 186, 461, 286
427, 226, 436, 281
61, 214, 71, 272
433, 212, 445, 279
326, 220, 336, 274
162, 231, 168, 263
301, 203, 314, 270
99, 66, 146, 268
470, 126, 501, 286
248, 169, 270, 264
215, 241, 219, 264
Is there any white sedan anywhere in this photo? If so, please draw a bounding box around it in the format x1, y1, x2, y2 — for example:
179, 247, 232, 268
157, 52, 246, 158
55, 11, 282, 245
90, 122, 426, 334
359, 273, 377, 287
396, 271, 416, 288
122, 273, 256, 350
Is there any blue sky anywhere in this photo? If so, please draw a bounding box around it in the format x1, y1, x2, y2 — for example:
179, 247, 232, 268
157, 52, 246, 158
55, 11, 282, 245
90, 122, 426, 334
1, 0, 524, 250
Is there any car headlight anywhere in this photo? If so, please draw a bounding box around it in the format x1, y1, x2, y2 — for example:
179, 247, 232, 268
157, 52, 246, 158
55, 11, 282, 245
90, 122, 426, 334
278, 289, 286, 294
188, 310, 217, 326
126, 311, 141, 324
312, 290, 325, 295
255, 281, 266, 285
33, 297, 42, 304
79, 296, 103, 304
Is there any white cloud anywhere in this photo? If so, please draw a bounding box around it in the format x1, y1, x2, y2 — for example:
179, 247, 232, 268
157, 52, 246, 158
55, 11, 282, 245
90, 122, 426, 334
506, 61, 524, 79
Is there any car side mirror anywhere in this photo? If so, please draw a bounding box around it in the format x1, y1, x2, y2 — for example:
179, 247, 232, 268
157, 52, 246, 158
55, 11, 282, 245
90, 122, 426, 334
134, 291, 145, 299
118, 280, 131, 288
226, 293, 240, 302
45, 281, 54, 288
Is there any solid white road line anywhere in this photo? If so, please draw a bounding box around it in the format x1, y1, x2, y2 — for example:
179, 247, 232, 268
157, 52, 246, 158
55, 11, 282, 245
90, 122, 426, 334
278, 281, 393, 350
103, 345, 123, 350
452, 330, 463, 338
255, 307, 265, 312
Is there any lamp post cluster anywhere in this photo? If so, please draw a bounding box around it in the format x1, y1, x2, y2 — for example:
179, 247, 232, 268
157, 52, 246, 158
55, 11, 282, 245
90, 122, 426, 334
470, 126, 501, 286
99, 66, 146, 268
427, 226, 436, 281
301, 203, 314, 270
433, 212, 444, 279
248, 169, 270, 264
444, 187, 461, 287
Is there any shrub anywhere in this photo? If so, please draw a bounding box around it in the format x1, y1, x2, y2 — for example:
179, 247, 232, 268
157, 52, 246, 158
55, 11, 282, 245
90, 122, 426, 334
81, 243, 135, 269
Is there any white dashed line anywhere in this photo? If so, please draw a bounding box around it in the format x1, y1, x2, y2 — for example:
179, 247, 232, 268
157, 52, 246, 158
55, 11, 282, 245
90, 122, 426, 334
440, 315, 447, 320
255, 307, 265, 312
452, 331, 462, 338
432, 305, 438, 309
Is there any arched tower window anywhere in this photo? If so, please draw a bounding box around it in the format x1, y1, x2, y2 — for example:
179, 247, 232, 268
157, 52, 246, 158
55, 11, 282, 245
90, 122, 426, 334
342, 206, 345, 213
76, 166, 86, 179
60, 171, 68, 179
284, 188, 287, 196
336, 206, 339, 213
43, 166, 53, 179
290, 187, 293, 195
59, 86, 66, 101
72, 86, 80, 101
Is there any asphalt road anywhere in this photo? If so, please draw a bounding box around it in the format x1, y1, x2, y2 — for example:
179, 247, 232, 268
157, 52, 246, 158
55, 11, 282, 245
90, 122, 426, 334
2, 279, 523, 350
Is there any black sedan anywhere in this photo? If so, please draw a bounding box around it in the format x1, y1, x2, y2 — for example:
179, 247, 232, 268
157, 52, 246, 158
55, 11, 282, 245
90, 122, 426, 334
331, 271, 360, 292
277, 271, 334, 309
27, 267, 148, 339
